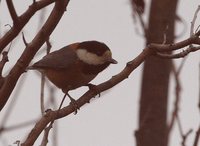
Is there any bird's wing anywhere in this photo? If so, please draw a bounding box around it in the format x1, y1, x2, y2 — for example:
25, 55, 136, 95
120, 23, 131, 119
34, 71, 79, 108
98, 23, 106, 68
31, 46, 78, 70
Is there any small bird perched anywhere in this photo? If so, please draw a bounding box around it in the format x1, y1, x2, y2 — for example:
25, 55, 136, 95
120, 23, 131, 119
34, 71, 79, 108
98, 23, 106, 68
28, 40, 117, 110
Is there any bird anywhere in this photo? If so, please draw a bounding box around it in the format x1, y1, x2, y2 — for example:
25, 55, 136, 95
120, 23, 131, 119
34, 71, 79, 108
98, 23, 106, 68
28, 40, 117, 111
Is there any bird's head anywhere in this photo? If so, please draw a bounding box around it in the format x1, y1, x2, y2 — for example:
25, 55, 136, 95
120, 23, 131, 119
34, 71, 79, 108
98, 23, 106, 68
76, 41, 117, 66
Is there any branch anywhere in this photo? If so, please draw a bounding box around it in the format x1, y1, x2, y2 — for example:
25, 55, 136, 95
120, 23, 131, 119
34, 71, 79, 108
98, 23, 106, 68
1, 4, 200, 145
0, 76, 28, 136
21, 42, 152, 146
0, 0, 71, 111
156, 46, 200, 59
148, 32, 200, 52
0, 0, 56, 53
190, 5, 200, 36
21, 31, 200, 145
0, 119, 36, 134
22, 32, 28, 47
40, 39, 52, 115
167, 63, 181, 133
0, 52, 9, 76
6, 0, 18, 24
199, 63, 200, 112
176, 115, 193, 146
193, 126, 200, 146
40, 122, 53, 146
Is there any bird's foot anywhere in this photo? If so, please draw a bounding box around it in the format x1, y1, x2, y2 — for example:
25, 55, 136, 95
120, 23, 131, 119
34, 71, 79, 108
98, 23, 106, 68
68, 95, 80, 115
58, 93, 79, 114
86, 83, 101, 97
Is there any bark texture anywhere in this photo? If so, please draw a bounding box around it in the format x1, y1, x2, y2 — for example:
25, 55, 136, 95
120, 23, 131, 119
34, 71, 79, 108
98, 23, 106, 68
136, 0, 178, 146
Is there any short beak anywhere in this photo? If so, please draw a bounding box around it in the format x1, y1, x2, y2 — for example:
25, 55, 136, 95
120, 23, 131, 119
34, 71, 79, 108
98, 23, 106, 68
108, 58, 118, 64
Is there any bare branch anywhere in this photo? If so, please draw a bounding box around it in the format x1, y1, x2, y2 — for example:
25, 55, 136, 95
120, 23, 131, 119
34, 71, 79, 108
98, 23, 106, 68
156, 46, 200, 59
176, 115, 193, 146
13, 140, 20, 146
190, 5, 200, 36
0, 0, 71, 111
40, 122, 53, 146
0, 76, 27, 135
167, 63, 181, 133
46, 39, 52, 54
181, 129, 193, 146
148, 32, 200, 52
162, 25, 168, 44
21, 34, 200, 145
0, 119, 36, 134
21, 42, 152, 146
199, 64, 200, 112
1, 3, 200, 145
137, 13, 148, 37
0, 51, 9, 76
0, 0, 56, 53
6, 0, 18, 24
22, 32, 28, 47
40, 74, 45, 115
40, 39, 52, 115
193, 126, 200, 146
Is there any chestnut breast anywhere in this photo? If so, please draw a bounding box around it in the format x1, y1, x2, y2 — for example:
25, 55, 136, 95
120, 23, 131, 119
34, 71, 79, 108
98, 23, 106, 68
43, 62, 96, 92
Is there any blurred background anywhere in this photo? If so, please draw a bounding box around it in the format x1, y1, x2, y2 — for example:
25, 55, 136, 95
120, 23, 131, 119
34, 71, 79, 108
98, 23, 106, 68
0, 0, 199, 146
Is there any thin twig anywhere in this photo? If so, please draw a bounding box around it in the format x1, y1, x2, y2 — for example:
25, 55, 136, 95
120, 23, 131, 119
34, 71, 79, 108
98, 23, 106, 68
162, 25, 169, 44
167, 62, 181, 133
46, 39, 52, 54
40, 74, 45, 115
156, 46, 200, 59
40, 122, 53, 146
13, 140, 20, 146
199, 63, 200, 113
193, 126, 200, 146
40, 39, 51, 114
0, 52, 9, 76
38, 6, 48, 116
176, 115, 193, 146
195, 25, 200, 34
137, 13, 148, 38
177, 115, 184, 137
22, 32, 28, 47
0, 119, 36, 134
0, 76, 27, 134
190, 5, 200, 36
48, 86, 58, 146
40, 39, 52, 145
168, 6, 200, 136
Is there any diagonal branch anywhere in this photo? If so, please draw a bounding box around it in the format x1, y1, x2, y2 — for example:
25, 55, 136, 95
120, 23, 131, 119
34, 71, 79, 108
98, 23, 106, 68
193, 126, 200, 146
190, 5, 200, 36
0, 0, 56, 53
21, 32, 200, 145
167, 62, 181, 133
6, 0, 18, 24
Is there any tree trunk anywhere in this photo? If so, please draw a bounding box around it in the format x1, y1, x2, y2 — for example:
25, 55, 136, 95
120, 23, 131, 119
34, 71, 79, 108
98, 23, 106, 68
135, 0, 178, 146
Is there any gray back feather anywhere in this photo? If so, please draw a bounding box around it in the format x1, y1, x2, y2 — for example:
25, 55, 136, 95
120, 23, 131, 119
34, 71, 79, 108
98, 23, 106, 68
31, 46, 77, 70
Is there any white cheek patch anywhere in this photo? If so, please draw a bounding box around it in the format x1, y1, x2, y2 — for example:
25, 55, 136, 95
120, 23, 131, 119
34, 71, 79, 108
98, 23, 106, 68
76, 49, 105, 65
